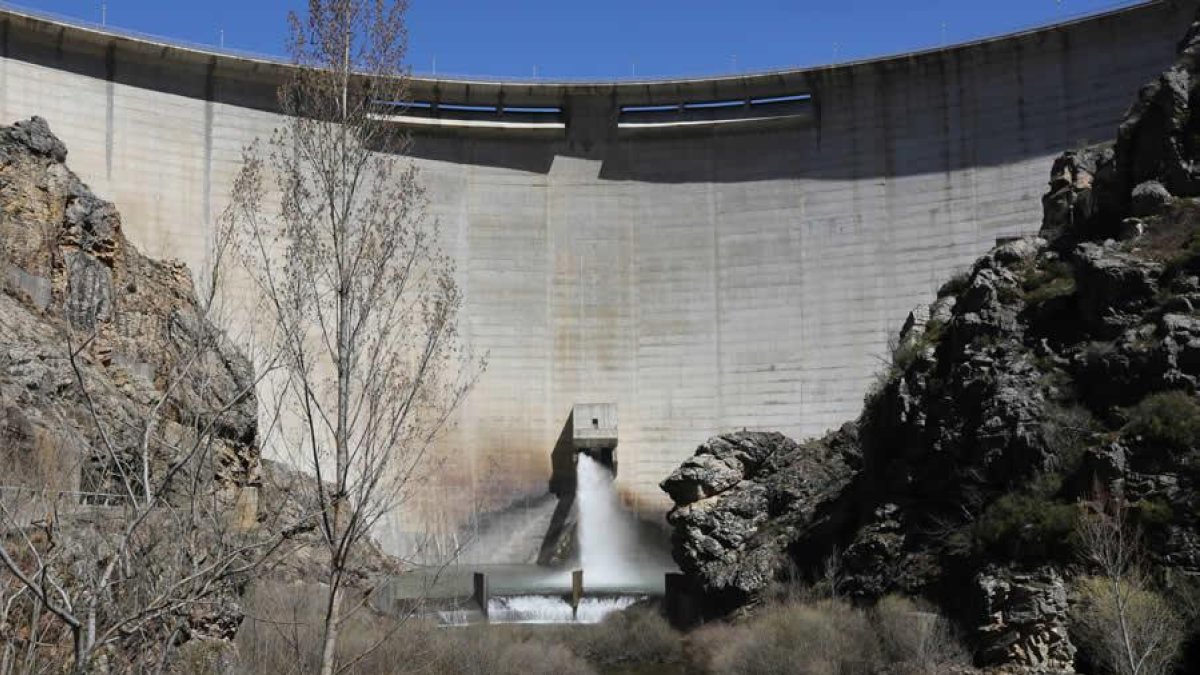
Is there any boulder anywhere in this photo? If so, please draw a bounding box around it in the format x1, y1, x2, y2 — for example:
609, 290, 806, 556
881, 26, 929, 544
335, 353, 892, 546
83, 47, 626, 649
660, 432, 781, 503
1116, 50, 1200, 200
1071, 243, 1162, 337
1040, 146, 1116, 239
1, 116, 67, 162
661, 427, 859, 610
1130, 180, 1173, 216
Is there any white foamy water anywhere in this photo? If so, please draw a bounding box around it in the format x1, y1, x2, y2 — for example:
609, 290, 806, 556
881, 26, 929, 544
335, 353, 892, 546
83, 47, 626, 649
486, 595, 641, 624
576, 453, 647, 588
436, 608, 471, 626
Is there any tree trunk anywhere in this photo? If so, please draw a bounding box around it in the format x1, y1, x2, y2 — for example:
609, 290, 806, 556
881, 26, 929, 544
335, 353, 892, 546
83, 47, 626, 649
1113, 577, 1139, 675
72, 624, 86, 675
323, 36, 353, 667
20, 596, 41, 674
2, 640, 13, 675
318, 572, 344, 675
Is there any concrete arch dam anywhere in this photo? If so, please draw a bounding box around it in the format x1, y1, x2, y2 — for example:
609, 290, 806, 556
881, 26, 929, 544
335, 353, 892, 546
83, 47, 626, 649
0, 1, 1193, 559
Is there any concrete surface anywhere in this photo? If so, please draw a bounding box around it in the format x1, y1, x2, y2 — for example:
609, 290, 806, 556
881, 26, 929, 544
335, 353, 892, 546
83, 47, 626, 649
0, 1, 1193, 558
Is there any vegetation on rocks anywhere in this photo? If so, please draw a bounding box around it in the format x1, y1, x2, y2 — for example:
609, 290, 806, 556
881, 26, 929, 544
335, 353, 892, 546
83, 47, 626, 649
972, 491, 1079, 562
1123, 390, 1200, 451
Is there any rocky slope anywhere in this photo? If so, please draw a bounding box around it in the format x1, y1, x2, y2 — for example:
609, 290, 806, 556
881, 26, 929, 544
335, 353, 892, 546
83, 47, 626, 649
0, 118, 399, 671
0, 117, 264, 667
663, 9, 1200, 674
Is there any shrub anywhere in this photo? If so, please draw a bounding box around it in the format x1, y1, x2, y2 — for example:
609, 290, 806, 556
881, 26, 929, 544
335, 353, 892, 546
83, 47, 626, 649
1124, 390, 1200, 451
1021, 259, 1076, 305
1163, 570, 1200, 623
873, 595, 970, 674
1133, 498, 1174, 529
238, 583, 676, 675
1132, 199, 1200, 267
937, 272, 971, 299
432, 636, 595, 675
572, 606, 681, 666
1041, 404, 1099, 476
236, 582, 440, 674
1072, 576, 1185, 675
996, 282, 1023, 305
973, 492, 1079, 561
236, 582, 324, 673
705, 599, 881, 675
699, 596, 966, 675
889, 319, 946, 374
499, 642, 595, 675
171, 639, 239, 675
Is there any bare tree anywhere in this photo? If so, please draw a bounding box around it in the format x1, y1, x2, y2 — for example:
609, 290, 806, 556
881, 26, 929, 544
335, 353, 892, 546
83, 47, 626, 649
225, 1, 480, 673
1073, 493, 1185, 675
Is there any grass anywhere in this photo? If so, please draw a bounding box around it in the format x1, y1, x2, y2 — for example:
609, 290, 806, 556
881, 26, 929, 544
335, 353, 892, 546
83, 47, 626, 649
233, 582, 970, 675
889, 318, 947, 375
1126, 199, 1200, 266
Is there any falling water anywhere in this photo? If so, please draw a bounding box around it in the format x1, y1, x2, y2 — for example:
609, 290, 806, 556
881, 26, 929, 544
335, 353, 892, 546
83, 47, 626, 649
488, 595, 641, 624
435, 595, 642, 626
576, 453, 647, 588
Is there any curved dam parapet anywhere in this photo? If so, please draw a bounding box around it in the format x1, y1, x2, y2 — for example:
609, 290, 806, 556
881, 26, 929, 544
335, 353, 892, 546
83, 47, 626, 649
0, 1, 1194, 558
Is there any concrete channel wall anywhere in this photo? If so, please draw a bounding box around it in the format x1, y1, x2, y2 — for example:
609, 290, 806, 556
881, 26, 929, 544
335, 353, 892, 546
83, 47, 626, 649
0, 1, 1194, 558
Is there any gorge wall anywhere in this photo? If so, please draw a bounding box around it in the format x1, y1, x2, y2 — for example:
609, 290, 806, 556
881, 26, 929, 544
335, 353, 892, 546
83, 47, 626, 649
0, 1, 1193, 556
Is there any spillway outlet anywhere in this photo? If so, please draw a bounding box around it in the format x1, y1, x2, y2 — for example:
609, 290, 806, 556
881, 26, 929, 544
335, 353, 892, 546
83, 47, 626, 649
579, 445, 616, 471
571, 402, 618, 471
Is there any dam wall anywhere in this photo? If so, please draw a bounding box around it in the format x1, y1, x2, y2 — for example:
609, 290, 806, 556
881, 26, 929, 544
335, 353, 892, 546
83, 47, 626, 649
0, 1, 1194, 558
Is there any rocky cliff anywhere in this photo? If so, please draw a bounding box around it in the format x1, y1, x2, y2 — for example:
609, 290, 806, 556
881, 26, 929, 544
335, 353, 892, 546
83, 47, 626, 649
663, 10, 1200, 674
0, 117, 259, 505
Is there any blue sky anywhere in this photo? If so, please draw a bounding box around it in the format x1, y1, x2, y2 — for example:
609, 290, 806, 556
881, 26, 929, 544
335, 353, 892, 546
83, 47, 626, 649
11, 0, 1142, 79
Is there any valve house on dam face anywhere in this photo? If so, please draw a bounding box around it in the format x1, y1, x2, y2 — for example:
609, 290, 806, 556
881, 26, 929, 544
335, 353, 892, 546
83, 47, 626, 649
0, 0, 1194, 557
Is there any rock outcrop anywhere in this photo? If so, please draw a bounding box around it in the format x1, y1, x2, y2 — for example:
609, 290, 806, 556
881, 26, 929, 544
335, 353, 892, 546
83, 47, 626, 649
0, 117, 259, 503
664, 8, 1200, 674
973, 567, 1075, 672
